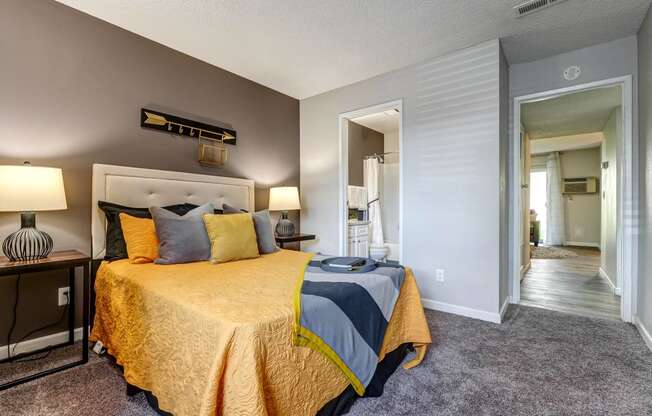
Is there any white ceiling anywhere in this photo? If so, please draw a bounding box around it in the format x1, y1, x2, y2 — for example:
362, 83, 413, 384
55, 0, 651, 99
522, 85, 621, 139
352, 110, 400, 134
530, 132, 603, 155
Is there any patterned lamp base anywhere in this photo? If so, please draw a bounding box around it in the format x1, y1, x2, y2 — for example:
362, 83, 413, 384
275, 211, 295, 237
2, 212, 53, 261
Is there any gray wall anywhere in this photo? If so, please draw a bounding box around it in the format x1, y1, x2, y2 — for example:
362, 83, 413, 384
559, 148, 602, 246
301, 39, 504, 319
347, 121, 384, 187
602, 109, 620, 287
0, 0, 299, 346
638, 6, 652, 337
499, 44, 510, 311
510, 36, 638, 99
509, 36, 638, 301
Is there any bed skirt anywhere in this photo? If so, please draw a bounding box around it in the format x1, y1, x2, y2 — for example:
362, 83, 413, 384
126, 343, 413, 416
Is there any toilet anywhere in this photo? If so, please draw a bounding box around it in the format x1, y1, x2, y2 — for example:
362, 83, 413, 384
369, 245, 390, 262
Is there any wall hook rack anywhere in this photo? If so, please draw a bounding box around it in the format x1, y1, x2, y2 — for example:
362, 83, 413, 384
140, 108, 237, 145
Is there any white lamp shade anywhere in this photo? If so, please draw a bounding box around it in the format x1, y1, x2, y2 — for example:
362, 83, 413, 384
268, 186, 301, 211
0, 165, 67, 212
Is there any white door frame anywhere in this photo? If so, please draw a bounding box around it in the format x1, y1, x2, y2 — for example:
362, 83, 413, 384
510, 75, 636, 322
337, 99, 404, 262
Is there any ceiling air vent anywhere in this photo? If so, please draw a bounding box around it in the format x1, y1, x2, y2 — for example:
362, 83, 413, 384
514, 0, 568, 17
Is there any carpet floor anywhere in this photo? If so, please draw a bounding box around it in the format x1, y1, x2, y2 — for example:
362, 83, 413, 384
1, 305, 651, 415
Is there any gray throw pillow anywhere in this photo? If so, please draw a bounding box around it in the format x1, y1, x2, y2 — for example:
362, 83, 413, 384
252, 210, 280, 254
222, 204, 278, 254
150, 203, 214, 264
222, 203, 247, 214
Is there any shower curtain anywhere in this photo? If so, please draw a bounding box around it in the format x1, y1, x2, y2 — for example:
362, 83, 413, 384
545, 152, 566, 246
363, 158, 384, 247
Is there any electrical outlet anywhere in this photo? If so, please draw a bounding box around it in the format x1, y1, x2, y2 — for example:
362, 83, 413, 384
435, 269, 445, 282
58, 287, 70, 306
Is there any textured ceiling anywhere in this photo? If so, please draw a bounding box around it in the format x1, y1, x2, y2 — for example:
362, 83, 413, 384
522, 86, 621, 139
352, 111, 400, 135
54, 0, 651, 99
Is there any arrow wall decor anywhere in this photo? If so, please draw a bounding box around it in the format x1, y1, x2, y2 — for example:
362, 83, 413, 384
140, 108, 237, 145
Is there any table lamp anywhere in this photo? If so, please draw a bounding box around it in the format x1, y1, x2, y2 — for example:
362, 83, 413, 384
268, 186, 301, 237
0, 162, 67, 261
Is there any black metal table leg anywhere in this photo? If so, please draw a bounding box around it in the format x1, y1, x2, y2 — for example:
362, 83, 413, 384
0, 253, 91, 390
82, 263, 89, 363
68, 267, 75, 346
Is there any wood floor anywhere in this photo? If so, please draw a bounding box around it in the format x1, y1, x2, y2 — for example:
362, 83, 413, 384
520, 246, 621, 320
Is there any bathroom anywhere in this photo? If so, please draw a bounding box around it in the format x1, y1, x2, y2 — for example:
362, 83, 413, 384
346, 107, 400, 262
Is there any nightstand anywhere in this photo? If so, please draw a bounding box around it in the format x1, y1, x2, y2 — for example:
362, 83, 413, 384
275, 233, 316, 249
0, 250, 90, 390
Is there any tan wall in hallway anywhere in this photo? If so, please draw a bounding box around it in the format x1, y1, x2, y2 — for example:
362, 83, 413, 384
560, 148, 602, 246
601, 107, 620, 286
530, 147, 602, 248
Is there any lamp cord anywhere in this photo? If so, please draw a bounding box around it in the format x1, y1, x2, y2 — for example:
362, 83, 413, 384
6, 273, 21, 361
6, 274, 70, 362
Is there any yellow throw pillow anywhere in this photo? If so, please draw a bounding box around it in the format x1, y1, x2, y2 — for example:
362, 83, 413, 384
119, 213, 159, 264
203, 213, 260, 264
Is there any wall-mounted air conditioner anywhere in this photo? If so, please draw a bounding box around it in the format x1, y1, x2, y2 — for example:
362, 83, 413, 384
562, 177, 598, 194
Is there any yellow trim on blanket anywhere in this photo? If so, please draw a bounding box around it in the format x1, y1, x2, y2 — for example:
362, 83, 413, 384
292, 253, 313, 330
294, 326, 366, 396
292, 255, 366, 396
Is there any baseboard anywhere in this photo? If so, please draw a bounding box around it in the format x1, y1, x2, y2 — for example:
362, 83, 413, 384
0, 327, 84, 361
421, 298, 502, 324
598, 267, 621, 295
634, 316, 652, 352
499, 296, 511, 323
565, 241, 600, 248
520, 262, 531, 278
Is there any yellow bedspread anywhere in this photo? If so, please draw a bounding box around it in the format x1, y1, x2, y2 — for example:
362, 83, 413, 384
91, 250, 431, 416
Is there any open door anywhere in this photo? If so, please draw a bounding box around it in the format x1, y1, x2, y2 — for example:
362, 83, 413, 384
520, 126, 531, 277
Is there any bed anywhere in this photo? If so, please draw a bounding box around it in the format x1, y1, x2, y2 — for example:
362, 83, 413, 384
89, 164, 431, 416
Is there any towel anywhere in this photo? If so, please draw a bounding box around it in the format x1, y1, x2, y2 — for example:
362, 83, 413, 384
348, 185, 368, 210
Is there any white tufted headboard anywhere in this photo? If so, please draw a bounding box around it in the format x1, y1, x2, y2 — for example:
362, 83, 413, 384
91, 164, 255, 259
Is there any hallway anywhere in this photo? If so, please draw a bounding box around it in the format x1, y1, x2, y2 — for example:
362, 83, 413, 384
520, 247, 621, 320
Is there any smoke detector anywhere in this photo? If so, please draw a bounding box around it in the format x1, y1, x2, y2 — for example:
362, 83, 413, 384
514, 0, 569, 18
563, 66, 581, 81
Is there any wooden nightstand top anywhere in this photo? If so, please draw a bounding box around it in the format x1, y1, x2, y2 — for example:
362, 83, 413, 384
275, 234, 316, 243
0, 250, 90, 275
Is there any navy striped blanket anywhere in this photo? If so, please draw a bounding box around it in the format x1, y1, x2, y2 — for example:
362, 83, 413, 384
293, 254, 405, 395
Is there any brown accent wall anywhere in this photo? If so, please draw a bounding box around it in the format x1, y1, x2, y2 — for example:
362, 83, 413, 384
347, 121, 384, 187
0, 0, 299, 347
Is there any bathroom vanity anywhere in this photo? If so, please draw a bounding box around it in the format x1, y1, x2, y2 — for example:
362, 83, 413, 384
347, 220, 370, 257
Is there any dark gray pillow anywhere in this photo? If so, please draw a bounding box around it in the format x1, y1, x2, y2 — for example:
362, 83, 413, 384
222, 203, 247, 214
150, 203, 214, 264
252, 210, 280, 254
222, 204, 278, 254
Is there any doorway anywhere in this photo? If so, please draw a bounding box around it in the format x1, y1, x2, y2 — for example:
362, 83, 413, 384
511, 76, 636, 322
529, 170, 547, 245
338, 100, 403, 263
